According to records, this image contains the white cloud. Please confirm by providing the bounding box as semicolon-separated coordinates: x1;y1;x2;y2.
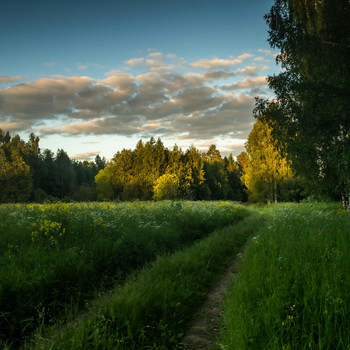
222;77;268;90
147;52;163;58
125;57;145;67
71;150;100;161
258;48;278;58
237;65;268;76
191;53;254;69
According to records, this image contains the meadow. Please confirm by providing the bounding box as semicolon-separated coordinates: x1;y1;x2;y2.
221;203;350;350
0;201;249;348
1;201;349;349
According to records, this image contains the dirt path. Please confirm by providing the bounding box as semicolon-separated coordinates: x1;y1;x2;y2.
180;252;243;349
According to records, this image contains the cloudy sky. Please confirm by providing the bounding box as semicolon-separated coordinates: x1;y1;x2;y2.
0;0;278;160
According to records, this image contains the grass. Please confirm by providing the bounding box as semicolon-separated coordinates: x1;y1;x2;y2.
220;203;350;349
0;201;248;348
27;213;264;349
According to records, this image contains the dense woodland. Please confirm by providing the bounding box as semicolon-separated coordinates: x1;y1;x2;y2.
0;130;105;202
0;125;325;204
255;0;350;209
0;131;247;202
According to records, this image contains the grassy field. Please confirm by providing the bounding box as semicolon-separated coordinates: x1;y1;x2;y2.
1;201;349;349
220;203;350;350
28;213;263;349
0;201;249;348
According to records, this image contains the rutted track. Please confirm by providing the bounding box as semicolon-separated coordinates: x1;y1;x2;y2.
180;252;243;350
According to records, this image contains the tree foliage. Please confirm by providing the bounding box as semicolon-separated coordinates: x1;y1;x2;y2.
0;130;245;203
0;129;105;203
238;119;298;203
95;138;245;201
255;0;350;206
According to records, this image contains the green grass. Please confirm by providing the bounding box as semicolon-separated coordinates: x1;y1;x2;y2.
0;201;248;348
220;203;350;349
27;213;264;349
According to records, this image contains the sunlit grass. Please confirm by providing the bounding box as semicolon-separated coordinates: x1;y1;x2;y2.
221;203;350;349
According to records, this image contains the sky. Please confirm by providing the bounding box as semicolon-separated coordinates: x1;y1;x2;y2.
0;0;279;161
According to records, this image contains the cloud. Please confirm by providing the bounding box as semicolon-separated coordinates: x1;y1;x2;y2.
222;77;267;90
0;121;31;131
0;76;94;120
237;65;268;76
258;48;278;58
71;150;100;161
78;63;106;70
0;74;25;86
44;62;55;67
191;54;253;70
125;57;145;67
0;52;273;153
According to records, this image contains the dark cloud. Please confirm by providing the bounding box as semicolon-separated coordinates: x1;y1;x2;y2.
0;54;270;147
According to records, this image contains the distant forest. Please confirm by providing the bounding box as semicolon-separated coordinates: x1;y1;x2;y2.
0;130;248;202
0;120;346;204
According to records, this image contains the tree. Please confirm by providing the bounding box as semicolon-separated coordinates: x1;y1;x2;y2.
239;119;293;203
184;146;207;199
95;155;106;171
0;147;32;202
0;130;33;202
41;149;58;198
225;154;246;201
204;145;229;200
256;0;350;207
55;149;76;199
153;172;180;200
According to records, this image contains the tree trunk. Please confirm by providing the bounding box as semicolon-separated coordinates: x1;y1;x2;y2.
274;180;278;203
341;191;350;211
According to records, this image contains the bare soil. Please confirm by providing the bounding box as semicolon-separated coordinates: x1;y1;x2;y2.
180;252;243;349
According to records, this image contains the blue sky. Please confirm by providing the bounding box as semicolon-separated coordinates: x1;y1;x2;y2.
0;0;278;160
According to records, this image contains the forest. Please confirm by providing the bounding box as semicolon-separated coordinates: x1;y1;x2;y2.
0;126;305;204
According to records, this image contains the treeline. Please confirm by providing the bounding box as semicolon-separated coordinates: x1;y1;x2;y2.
95;137;245;201
0;129;106;202
0;130;246;203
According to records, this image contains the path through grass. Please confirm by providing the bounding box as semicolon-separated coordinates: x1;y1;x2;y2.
26;213;265;349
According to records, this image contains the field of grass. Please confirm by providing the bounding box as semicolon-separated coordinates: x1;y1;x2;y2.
1;201;349;349
0;201;249;348
28;213;263;349
220;203;350;349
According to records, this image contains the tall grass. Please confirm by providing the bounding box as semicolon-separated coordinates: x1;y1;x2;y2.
221;203;350;349
0;201;248;347
28;213;265;349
